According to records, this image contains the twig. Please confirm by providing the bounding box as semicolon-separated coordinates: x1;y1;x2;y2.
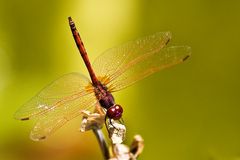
92;128;110;160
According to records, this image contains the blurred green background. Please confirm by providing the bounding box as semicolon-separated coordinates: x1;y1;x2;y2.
0;0;240;159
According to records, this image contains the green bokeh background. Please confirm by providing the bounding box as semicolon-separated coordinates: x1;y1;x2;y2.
1;0;240;159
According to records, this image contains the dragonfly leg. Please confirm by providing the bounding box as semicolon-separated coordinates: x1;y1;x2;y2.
105;116;119;133
118;118;125;125
104;116;113;134
104;115;108;130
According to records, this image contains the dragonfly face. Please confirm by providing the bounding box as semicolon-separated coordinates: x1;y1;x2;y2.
14;17;191;141
106;104;123;120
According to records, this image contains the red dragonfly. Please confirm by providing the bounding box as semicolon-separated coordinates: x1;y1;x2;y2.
14;17;191;141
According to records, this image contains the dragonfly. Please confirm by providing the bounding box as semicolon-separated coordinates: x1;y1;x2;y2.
14;17;191;141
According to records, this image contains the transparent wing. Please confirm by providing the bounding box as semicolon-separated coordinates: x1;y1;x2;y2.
14;72;95;120
92;32;191;92
30;93;97;141
107;46;191;91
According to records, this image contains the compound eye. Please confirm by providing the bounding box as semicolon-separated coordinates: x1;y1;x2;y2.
106;104;123;120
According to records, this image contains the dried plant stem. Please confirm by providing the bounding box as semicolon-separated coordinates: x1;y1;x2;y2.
92;128;110;160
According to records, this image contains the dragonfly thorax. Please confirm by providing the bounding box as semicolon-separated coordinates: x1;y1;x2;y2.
99;92;115;109
94;83;115;109
94;83;123;120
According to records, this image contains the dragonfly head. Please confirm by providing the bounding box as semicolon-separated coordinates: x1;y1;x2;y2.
106;104;123;120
